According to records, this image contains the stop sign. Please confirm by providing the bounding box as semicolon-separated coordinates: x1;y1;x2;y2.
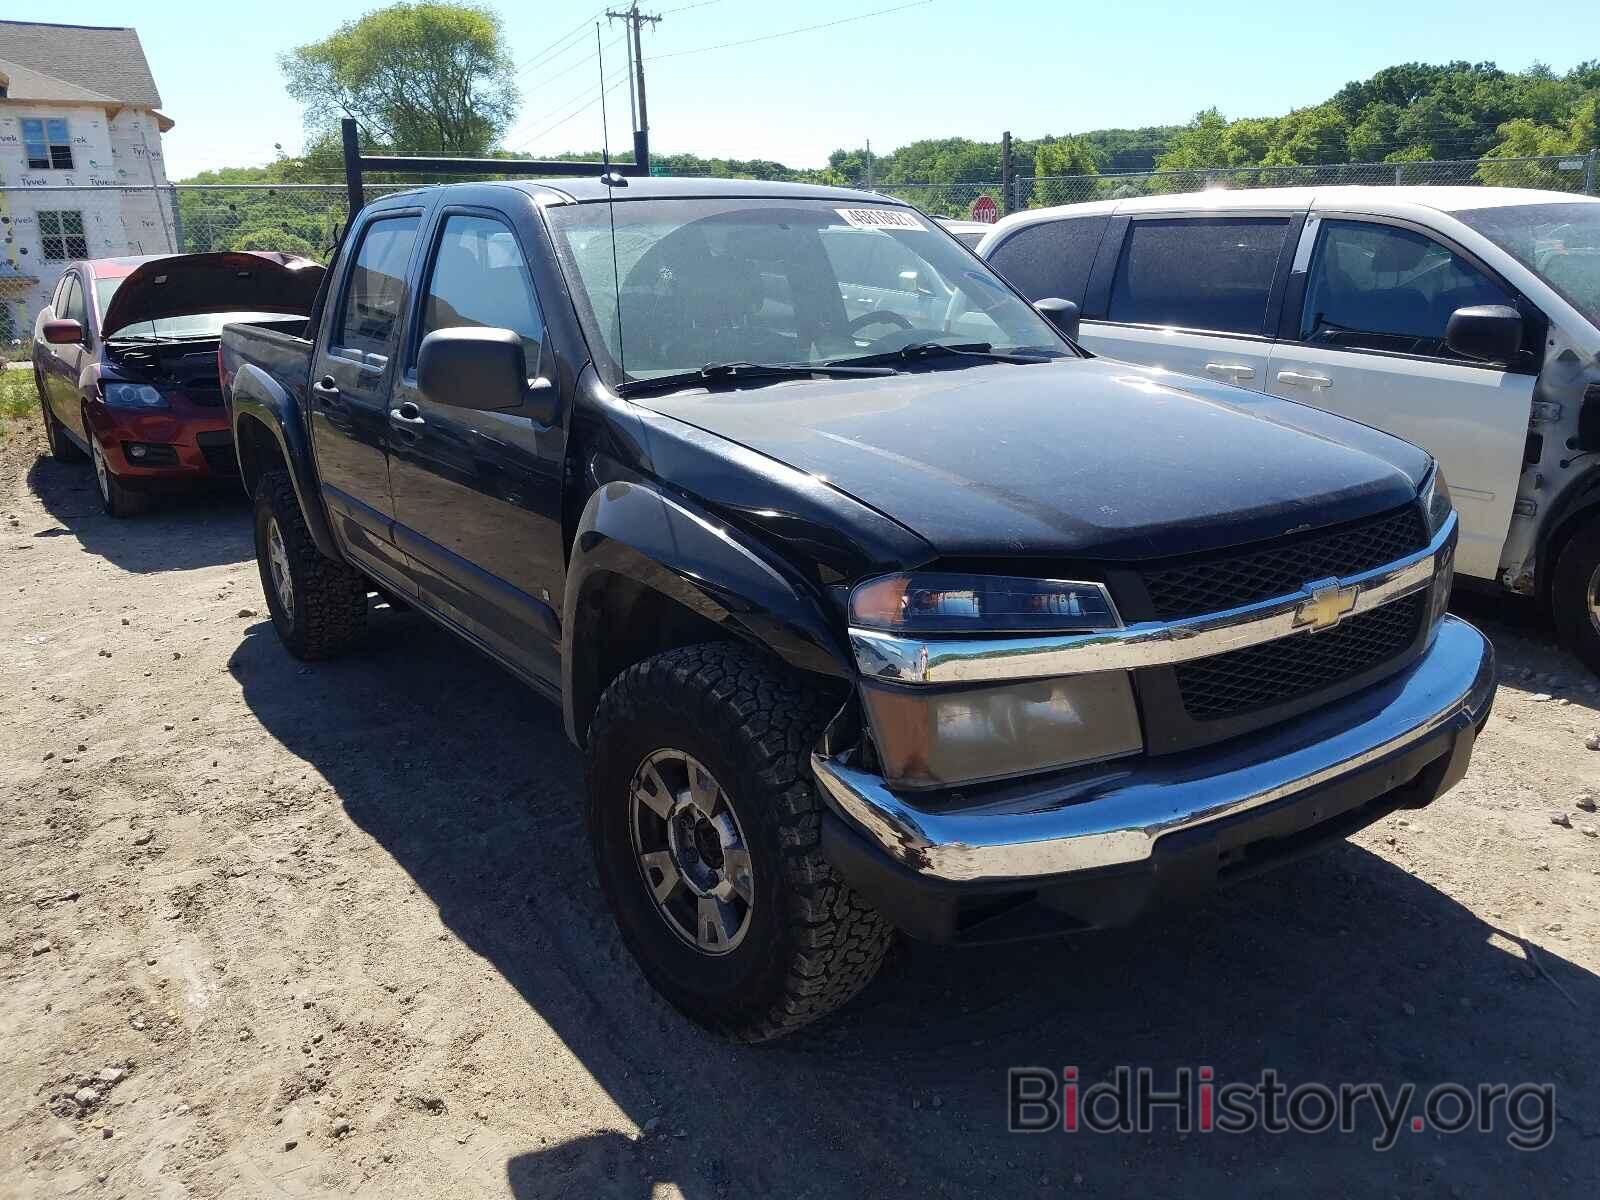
971;195;998;223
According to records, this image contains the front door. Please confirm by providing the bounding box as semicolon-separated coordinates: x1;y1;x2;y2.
1267;216;1537;583
387;209;567;684
51;272;93;438
309;211;421;582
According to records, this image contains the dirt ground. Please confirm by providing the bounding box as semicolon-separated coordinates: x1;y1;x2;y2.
2;414;1598;1199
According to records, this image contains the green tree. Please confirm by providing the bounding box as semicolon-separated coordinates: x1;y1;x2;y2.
281;2;517;154
1263;105;1351;165
1155;108;1229;171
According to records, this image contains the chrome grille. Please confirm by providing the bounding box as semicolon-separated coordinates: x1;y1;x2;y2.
1173;595;1426;720
1143;505;1427;621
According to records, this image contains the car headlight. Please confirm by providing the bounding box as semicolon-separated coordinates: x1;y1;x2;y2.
850;573;1138;789
1420;465;1452;538
102;382;167;410
849;573;1120;633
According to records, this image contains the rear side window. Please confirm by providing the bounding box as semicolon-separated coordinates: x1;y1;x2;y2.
1107;217;1289;335
986;216;1109;307
416;214;545;372
1299;220;1516;357
336;214;421;357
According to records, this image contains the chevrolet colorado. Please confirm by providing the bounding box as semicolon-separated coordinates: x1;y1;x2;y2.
219;177;1494;1041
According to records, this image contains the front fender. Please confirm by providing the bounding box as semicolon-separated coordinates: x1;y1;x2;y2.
561;480;852;744
230;361;340;560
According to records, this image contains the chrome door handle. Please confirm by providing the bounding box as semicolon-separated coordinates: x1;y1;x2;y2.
1204;362;1256;381
389;404;425;427
1276;370;1332;390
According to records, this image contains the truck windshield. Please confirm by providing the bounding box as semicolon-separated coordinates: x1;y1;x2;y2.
1455;201;1600;329
544;197;1068;386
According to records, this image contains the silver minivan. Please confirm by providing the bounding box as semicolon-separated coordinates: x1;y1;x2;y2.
979;186;1600;673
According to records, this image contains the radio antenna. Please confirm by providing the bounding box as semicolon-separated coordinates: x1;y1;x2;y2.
597;24;612;172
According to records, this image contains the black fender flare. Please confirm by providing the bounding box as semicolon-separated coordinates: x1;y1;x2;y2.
229;362;341;560
561;480;852;745
1539;464;1600;594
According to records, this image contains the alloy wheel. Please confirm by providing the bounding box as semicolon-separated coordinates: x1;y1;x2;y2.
629;749;754;956
91;436;110;503
1587;562;1600;639
266;517;295;618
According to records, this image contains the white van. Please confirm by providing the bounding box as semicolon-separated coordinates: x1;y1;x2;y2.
978;187;1600;671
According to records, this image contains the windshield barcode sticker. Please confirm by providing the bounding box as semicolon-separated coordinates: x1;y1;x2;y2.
835;207;925;231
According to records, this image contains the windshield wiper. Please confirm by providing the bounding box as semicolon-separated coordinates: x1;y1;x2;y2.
616;360;895;396
829;341;1057;367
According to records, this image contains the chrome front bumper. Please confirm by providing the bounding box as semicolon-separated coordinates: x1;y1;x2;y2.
813;616;1495;885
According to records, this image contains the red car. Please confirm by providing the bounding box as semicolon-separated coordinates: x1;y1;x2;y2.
32;252;324;516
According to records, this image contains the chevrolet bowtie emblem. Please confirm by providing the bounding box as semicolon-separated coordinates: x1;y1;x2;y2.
1294;578;1359;632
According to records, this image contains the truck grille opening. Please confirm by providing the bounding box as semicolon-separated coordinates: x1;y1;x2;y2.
1173;594;1425;720
1142;505;1427;621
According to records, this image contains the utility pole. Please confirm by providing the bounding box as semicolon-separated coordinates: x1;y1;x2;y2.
1000;130;1013;215
607;3;660;171
866;138;873;191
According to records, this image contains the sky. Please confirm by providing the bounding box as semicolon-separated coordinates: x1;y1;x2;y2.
10;0;1600;179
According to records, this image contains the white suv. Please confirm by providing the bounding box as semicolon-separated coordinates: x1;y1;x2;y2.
978;186;1600;672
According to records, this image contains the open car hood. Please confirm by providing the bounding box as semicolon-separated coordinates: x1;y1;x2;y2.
100;251;325;338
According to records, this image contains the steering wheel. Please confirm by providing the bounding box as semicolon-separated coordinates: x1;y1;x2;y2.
848;310;915;337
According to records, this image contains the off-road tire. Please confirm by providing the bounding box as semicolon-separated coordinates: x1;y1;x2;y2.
586;642;893;1042
1552;519;1600;677
89;428;148;518
37;379;85;463
253;469;367;660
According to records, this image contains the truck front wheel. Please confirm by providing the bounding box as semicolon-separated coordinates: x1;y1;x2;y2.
1552;519;1600;676
253;470;367;660
586;643;892;1041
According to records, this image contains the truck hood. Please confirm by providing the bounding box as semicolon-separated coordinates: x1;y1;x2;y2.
635;359;1432;562
101;251;325;339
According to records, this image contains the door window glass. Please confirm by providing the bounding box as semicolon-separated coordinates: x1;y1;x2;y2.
60;276;87;326
416;215;544;372
1300;220;1515;357
1108;217;1289;335
986;215;1110;307
336;214;420;357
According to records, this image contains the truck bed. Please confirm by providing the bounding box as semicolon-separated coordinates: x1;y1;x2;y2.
220;318;315;418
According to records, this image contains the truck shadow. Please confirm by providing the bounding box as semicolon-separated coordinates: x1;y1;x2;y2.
233;608;1598;1199
25;453;252;573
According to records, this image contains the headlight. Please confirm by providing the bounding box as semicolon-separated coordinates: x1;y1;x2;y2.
859;674;1143;790
850;573;1120;634
1420;465;1452;537
102;382;167;410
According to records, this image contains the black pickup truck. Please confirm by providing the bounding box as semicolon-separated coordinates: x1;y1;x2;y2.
220;177;1495;1041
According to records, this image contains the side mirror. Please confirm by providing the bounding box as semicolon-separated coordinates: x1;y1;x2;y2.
1033;297;1080;343
43;318;84;345
417;326;556;422
1445;304;1522;364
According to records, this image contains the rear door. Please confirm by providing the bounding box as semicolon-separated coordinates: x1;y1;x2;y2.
1080;212;1301;391
387;206;568;685
1266;215;1536;582
309;209;422;582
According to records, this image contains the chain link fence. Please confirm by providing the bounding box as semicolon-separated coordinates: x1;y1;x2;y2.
3;150;1597;350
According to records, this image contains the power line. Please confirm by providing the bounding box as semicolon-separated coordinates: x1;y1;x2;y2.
510;66;634;151
652;0;934;60
516;7;608;72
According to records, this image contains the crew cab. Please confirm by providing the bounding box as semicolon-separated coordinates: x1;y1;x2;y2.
32;252;323;516
978;187;1600;672
220;178;1493;1041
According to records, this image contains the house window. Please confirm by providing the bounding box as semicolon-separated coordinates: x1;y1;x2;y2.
39;211;89;260
22;118;74;170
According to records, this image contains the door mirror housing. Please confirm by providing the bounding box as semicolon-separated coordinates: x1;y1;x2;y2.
1033;297;1080;343
417;326;555;421
1445;304;1522;364
43;318;84;345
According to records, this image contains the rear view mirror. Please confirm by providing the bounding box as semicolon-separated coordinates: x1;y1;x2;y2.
1445;304;1522;364
1034;297;1080;343
418;326;555;421
43;318;84;345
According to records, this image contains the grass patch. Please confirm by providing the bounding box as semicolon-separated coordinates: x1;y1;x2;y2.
1;369;39;447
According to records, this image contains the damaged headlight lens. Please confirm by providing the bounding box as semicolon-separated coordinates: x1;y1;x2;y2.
102;382;168;410
849;573;1120;634
1420;465;1453;538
